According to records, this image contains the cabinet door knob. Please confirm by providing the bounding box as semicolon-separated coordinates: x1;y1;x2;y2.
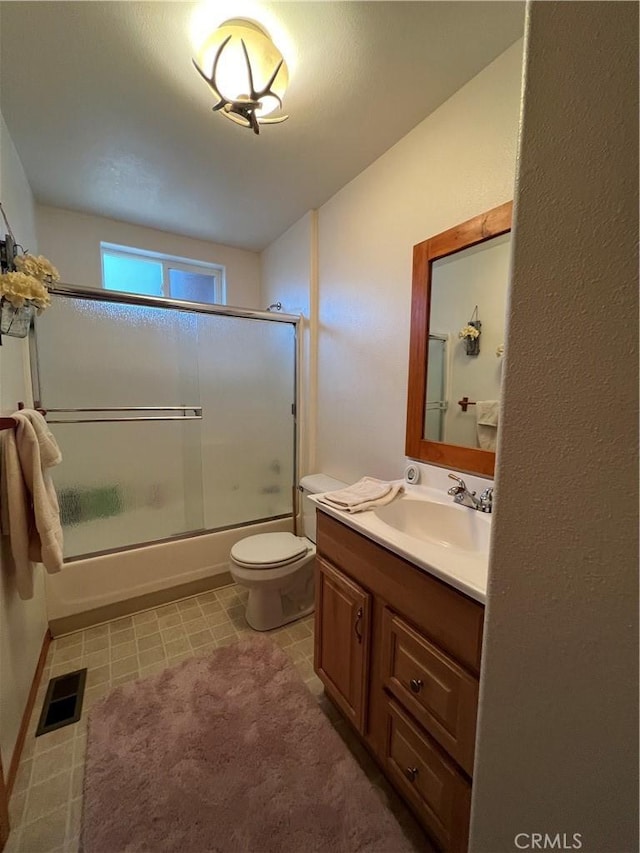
354;606;364;644
409;678;424;694
405;766;419;783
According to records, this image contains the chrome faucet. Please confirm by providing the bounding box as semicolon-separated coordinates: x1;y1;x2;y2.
447;474;493;513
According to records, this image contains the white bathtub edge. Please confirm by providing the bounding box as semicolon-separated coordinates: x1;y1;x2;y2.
46;517;293;621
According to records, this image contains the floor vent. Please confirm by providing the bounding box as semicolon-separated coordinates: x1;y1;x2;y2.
36;668;87;737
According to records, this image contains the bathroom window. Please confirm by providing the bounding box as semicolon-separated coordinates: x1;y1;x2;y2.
101;243;226;305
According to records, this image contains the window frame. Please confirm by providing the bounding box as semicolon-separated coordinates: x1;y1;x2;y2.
100;242;226;305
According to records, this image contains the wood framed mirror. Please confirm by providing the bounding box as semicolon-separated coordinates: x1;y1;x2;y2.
405;201;513;477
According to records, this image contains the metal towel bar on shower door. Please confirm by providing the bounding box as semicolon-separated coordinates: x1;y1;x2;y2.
40;406;203;424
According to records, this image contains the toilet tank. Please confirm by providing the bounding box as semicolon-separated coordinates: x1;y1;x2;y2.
299;474;348;543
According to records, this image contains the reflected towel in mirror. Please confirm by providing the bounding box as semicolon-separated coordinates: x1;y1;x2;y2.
476;400;499;451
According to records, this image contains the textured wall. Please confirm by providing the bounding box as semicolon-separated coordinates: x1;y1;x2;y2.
0;112;49;774
315;40;523;483
261;212;313;319
36;205;261;309
470;4;638;851
260;211;317;480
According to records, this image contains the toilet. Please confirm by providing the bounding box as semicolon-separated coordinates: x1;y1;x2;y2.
229;474;347;631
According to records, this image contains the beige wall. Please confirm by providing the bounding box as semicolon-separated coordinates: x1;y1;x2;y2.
261;212;314;320
36;205;261;309
470;4;638;852
315;40;523;483
260;211;317;479
0;112;49;773
261;40;523;484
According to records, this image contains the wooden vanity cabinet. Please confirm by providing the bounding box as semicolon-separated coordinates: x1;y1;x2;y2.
313;511;485;853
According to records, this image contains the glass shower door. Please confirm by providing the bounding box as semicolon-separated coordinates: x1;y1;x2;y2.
196;314;295;529
424;334;448;442
35;296;205;558
33;290;297;560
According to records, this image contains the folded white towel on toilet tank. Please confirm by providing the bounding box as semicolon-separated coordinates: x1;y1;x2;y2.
317;477;403;513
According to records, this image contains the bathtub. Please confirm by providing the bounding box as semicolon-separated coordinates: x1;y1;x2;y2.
46;516;293;635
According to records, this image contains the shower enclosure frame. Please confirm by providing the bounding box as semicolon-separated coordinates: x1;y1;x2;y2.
29;283;301;562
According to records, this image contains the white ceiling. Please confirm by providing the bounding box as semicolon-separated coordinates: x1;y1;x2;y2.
0;2;524;252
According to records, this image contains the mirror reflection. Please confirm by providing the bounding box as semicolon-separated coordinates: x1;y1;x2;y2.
424;232;511;451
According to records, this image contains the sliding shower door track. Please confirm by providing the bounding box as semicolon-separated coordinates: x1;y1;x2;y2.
47;283;301;324
61;513;294;563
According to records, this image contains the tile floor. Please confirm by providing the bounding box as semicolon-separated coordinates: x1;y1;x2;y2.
5;583;429;853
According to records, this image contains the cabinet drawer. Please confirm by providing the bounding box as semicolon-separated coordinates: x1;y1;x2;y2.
385;699;471;853
382;609;478;775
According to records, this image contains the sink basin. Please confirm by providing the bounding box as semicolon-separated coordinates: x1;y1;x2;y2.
373;497;490;554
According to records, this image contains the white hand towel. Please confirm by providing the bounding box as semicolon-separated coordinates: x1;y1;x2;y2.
0;410;63;599
476;400;499;451
317;477;403;514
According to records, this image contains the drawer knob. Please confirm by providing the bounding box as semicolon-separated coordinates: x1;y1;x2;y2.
409;678;424;694
405;766;419;783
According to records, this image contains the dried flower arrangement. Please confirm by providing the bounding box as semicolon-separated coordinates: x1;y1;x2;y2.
0;203;60;337
458;306;482;357
458;324;481;341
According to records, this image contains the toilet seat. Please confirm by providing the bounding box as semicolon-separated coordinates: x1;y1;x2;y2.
230;532;310;570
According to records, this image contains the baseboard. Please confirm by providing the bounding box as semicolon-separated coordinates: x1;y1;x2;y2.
0;751;9;851
49;571;234;637
7;628;52;797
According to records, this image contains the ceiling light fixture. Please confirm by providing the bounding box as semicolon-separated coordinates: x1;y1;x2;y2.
193;18;289;135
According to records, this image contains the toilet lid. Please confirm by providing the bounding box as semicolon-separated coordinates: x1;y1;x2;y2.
231;533;309;567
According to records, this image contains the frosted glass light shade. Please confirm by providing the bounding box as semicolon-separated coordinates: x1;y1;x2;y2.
196;20;288;118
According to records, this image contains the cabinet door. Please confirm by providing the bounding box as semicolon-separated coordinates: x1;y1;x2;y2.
314;557;371;733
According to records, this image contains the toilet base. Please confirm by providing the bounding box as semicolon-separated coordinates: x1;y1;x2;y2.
246;594;314;632
232;555;316;632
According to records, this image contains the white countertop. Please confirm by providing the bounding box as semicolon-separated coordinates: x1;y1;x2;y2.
310;483;489;604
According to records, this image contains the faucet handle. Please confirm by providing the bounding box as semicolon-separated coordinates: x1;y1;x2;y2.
447;473;474;493
447;473;466;489
479;487;493;512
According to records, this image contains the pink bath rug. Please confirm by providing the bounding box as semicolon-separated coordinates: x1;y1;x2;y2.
81;636;416;852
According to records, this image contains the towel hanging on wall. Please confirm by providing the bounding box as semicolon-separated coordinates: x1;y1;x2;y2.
0;409;63;599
